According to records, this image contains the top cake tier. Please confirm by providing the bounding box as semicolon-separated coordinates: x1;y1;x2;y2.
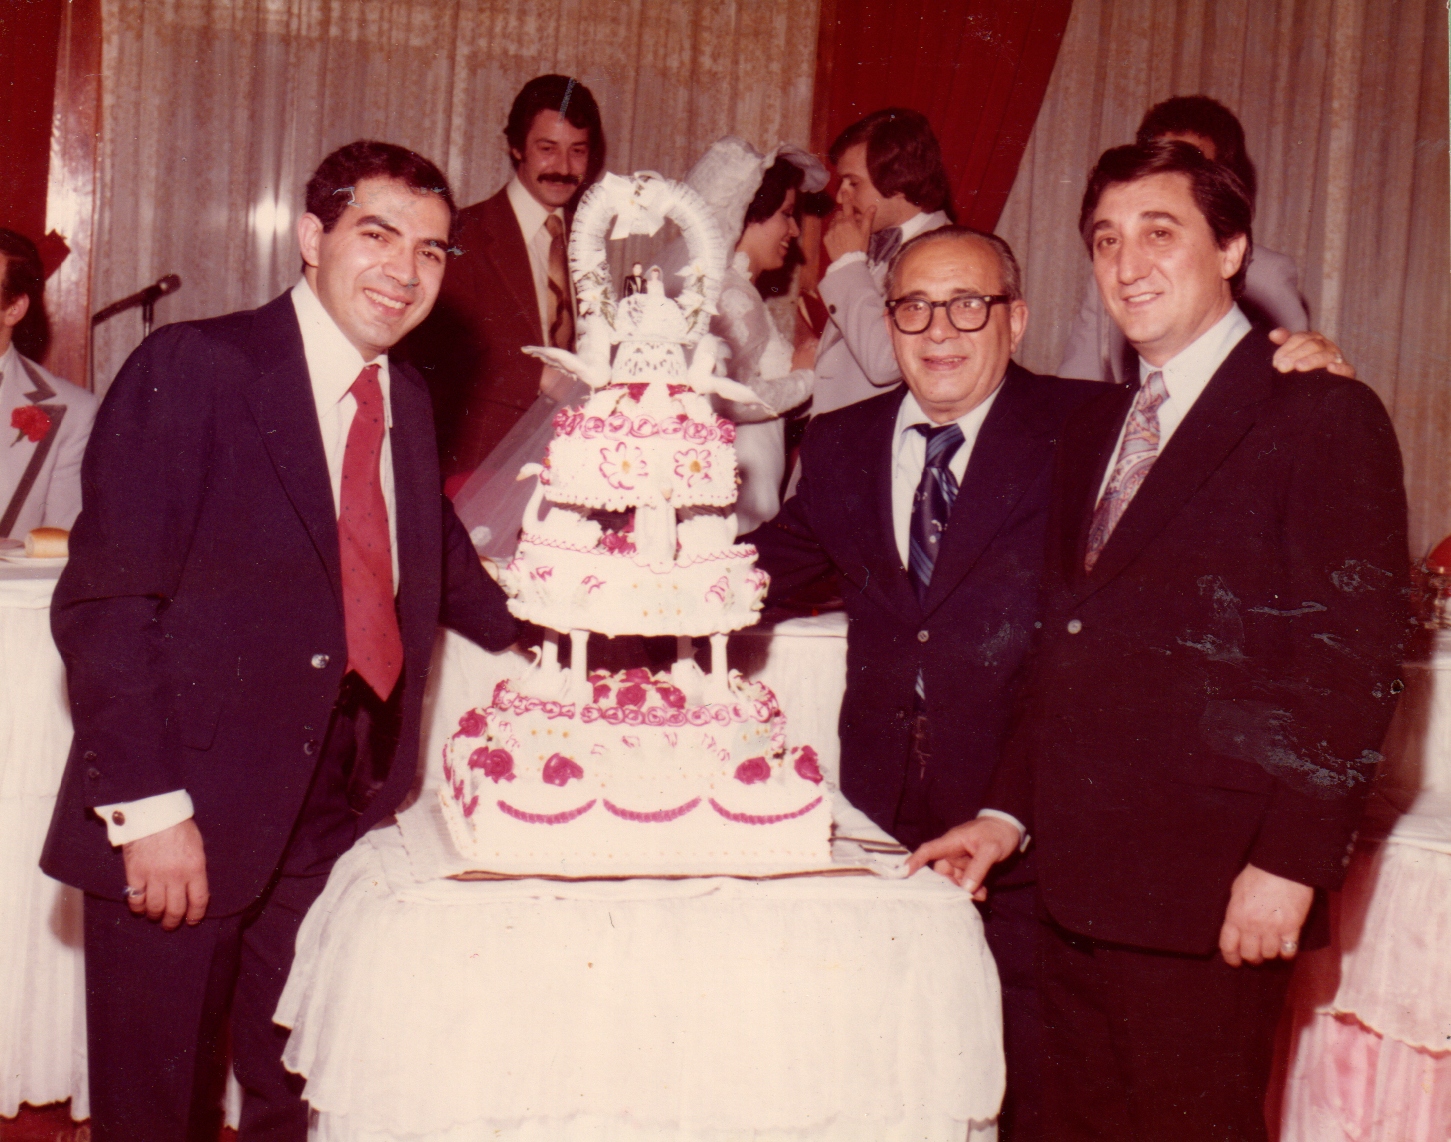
541;381;738;512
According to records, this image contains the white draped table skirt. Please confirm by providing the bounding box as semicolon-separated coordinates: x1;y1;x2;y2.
0;564;87;1119
277;622;1003;1141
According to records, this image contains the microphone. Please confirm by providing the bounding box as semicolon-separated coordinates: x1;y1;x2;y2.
91;274;182;326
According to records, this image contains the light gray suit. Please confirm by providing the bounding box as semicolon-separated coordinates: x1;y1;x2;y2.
0;347;98;537
811;210;951;417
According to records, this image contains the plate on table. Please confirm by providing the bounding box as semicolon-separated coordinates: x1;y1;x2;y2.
0;540;67;566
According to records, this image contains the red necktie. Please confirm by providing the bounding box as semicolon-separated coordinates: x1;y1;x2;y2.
339;364;403;699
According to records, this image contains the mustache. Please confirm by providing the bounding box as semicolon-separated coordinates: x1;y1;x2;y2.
538;173;582;186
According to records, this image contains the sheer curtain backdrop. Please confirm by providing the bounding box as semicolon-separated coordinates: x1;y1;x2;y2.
92;0;820;395
997;0;1450;554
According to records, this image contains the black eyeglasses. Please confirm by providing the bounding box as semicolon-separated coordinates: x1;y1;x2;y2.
885;294;1013;334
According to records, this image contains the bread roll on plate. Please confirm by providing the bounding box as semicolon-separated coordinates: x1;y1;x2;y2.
25;527;69;558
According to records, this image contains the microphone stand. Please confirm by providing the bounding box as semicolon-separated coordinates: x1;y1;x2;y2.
90;275;182;390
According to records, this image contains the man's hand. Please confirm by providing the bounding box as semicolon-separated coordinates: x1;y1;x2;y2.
122;819;209;931
1269;328;1355;378
823;203;876;264
539;364;576;403
1218;863;1313;967
905;816;1021;900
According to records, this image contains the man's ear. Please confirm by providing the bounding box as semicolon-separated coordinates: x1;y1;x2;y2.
1008;299;1029;353
297;213;324;270
1219;233;1249;283
1;292;30;332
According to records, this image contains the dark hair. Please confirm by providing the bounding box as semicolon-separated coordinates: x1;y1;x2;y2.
828;108;955;219
1136;95;1257;204
1079;139;1254;297
504;74;606;191
886;225;1023;301
0;229;50;359
743;158;806;227
305;140;457;237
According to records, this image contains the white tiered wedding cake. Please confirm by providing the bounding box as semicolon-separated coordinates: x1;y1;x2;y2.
438;172;831;876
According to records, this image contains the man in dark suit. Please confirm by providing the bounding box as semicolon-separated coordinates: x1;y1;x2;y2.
408;74;605;489
749;225;1099;1140
42;141;519;1142
910;140;1408;1140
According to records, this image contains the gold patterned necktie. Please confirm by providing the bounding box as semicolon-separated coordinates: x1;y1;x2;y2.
1084;370;1169;572
543;213;574;350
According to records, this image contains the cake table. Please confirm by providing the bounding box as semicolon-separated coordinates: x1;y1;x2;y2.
0;560;88;1120
1275;628;1451;1140
276;619;1005;1141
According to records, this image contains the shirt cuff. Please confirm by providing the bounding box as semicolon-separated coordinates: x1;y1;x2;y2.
977;808;1030;852
94;789;195;846
823;250;867;276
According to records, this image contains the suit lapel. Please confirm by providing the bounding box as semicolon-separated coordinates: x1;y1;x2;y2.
0;356;68;537
1076;332;1271;597
922;365;1053;616
239;295;343;602
832;388;919;624
476;190;544;343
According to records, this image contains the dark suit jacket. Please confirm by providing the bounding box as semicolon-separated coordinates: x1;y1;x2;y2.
41;293;519;916
988;329;1409;955
748;364;1100;840
404;186;544;481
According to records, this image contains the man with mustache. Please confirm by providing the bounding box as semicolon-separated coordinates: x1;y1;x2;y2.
408;74;605;491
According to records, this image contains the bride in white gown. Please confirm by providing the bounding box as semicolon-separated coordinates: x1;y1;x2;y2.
682;137;827;534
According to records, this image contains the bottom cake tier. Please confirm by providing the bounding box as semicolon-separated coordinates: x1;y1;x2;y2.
439;665;832;876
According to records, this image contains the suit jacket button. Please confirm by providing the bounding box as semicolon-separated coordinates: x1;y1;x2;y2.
1066;619;1083;634
84;750;97;762
827;304;837;314
311;653;330;669
111;810;126;826
917;629;929;643
87;767;101;781
304;740;320;756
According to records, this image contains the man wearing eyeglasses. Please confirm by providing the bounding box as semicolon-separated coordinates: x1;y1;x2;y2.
748;221;1356;1140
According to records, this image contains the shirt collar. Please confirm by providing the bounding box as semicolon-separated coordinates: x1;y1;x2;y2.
290;277;390;416
507;174;564;240
0;344;16;387
897;209;948;244
1141;303;1252;394
893;382;1000;451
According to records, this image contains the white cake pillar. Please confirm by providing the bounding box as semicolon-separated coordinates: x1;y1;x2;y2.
706;633;730;702
540;630;560;672
570;629;590;687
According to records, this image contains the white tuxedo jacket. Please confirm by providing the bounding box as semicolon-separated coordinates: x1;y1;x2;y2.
0;346;98;537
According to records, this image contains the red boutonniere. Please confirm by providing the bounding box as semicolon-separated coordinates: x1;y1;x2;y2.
11;405;52;444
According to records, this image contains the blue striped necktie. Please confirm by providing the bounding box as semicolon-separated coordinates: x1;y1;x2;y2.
908;422;965;602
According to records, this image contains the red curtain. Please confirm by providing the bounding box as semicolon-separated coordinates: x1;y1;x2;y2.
811;0;1075;232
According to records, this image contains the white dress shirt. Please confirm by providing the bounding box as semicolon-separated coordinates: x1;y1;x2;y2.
96;278;400;846
889;386;999;569
1094;304;1252;506
506;175;567;340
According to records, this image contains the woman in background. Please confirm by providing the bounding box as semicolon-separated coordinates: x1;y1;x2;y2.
683;138;826;534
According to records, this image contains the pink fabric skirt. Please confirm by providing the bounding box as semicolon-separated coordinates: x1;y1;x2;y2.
1278;1010;1451;1141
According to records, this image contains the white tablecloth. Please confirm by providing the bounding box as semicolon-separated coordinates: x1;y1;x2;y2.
278;617;1004;1141
0;561;87;1119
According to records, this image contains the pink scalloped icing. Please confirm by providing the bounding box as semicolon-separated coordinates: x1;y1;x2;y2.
602;797;701;822
707;796;824;825
497;799;597;825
